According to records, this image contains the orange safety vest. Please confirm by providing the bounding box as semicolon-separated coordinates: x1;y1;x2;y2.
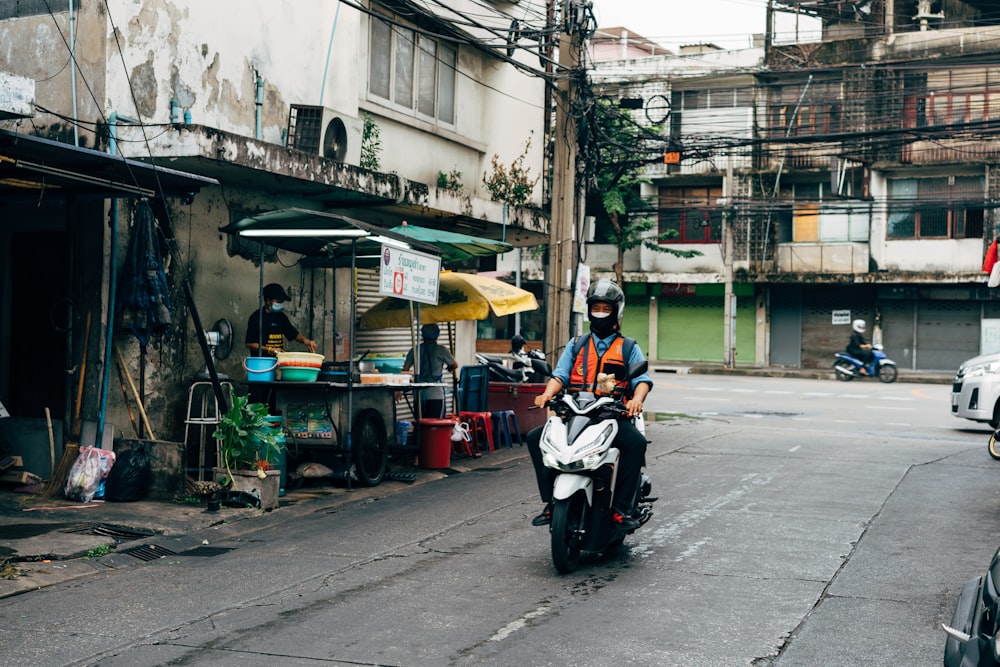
568;335;631;400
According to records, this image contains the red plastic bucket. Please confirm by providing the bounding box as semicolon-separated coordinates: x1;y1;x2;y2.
418;418;454;469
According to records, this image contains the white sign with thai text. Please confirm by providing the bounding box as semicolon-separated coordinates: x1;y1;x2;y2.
379;245;441;305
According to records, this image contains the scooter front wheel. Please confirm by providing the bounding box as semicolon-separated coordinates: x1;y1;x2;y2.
989;431;1000;461
877;364;898;384
551;496;584;574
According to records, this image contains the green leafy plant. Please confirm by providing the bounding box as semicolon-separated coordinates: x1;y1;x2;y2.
437;168;463;192
85;545;115;559
483;135;539;207
360;111;382;171
587;99;701;285
212;387;281;488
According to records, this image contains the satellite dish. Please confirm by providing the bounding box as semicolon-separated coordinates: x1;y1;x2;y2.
323;117;349;162
197;319;234;380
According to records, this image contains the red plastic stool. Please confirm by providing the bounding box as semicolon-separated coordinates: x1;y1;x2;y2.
458;411;494;454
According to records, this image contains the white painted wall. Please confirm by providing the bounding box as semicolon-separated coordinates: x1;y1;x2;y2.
97;0;543;204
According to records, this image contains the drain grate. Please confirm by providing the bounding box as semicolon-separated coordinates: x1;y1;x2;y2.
384;471;417;483
119;544;176;561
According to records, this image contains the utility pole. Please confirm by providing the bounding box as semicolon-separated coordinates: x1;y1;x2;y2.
723;157;736;368
545;0;583;356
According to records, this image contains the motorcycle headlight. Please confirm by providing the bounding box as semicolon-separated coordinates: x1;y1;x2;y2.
573;424;615;461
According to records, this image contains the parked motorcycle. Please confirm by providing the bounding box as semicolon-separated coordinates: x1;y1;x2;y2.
942;543;1000;666
535;361;655;574
511;346;552;383
476;352;524;383
476;337;551;384
833;343;898;383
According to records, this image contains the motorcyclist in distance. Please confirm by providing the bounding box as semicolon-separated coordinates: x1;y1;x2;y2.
847;319;874;374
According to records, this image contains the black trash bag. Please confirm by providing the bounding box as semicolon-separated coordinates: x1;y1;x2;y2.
104;447;152;502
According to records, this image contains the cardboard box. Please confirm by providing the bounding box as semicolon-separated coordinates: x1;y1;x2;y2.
0;470;42;485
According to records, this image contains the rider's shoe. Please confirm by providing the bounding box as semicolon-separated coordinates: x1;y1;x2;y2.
531;502;553;526
611;508;640;530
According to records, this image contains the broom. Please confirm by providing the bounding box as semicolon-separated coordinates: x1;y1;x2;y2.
42;310;91;498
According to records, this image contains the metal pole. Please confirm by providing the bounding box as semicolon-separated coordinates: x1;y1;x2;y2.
723;158;736;368
346;239;356;489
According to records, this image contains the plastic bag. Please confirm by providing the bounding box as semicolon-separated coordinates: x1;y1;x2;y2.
64;446;117;502
103;447;151;502
451;421;471;443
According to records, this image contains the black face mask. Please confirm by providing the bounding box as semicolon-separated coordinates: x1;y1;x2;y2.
588;313;617;337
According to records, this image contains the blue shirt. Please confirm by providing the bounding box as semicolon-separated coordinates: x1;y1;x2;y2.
552;333;653;392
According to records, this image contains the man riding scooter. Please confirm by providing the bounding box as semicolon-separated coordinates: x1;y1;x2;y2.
847;319;874;375
525;279;653;530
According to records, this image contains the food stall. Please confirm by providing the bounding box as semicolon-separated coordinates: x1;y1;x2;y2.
220;209;445;486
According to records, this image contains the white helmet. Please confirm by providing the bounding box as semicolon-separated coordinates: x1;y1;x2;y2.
852;319;866;333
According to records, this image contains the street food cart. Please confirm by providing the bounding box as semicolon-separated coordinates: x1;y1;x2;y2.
220;209;446;487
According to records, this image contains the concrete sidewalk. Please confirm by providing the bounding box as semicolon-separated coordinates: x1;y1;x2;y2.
0;446;530;599
652;362;954;384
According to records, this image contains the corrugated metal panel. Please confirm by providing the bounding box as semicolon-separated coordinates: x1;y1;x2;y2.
354;269;457;421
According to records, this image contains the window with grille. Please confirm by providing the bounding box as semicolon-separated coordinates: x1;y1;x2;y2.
369;12;457;125
887;176;985;239
657;186;723;243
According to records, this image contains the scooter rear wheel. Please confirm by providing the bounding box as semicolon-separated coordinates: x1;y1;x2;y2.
988;431;1000;461
551;496;583;574
833;361;855;382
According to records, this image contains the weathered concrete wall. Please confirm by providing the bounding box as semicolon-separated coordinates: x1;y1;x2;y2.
0;3;106;146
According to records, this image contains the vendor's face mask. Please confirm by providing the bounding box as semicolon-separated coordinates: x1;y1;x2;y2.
270;302;285;313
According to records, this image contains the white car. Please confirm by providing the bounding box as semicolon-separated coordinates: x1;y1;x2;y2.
951;352;1000;427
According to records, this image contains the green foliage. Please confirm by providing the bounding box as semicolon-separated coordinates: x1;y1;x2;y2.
483;135;539;206
437;168;463;192
212;387;282;486
360;112;382;171
85;545;115;559
586;99;702;282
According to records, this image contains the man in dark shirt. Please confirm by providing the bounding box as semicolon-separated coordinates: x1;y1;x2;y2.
847;318;873;372
245;283;317;357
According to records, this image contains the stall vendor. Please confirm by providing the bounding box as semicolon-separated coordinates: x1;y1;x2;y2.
245;283;317;357
403;323;457;419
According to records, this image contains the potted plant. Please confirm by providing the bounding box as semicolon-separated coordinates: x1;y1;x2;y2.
212;387;284;510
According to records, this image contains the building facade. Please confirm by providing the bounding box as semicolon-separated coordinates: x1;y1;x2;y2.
0;0;548;451
588;0;1000;371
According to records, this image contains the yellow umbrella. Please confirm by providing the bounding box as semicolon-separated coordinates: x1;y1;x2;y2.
361;271;538;329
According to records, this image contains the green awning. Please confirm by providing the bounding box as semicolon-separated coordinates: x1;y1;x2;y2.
389;223;513;262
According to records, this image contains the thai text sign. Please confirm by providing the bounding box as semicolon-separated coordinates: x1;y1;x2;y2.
379;245;441;305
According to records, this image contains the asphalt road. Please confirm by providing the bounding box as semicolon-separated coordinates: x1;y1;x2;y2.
0;375;994;666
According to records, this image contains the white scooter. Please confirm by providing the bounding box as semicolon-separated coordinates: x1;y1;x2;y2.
536;361;655;574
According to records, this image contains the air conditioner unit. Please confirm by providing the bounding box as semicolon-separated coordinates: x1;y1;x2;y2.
287;105;363;167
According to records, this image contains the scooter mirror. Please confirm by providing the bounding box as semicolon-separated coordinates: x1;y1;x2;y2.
626;360;648;381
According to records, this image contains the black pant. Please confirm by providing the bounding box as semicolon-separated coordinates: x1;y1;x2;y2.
526;418;647;511
421;398;444;420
